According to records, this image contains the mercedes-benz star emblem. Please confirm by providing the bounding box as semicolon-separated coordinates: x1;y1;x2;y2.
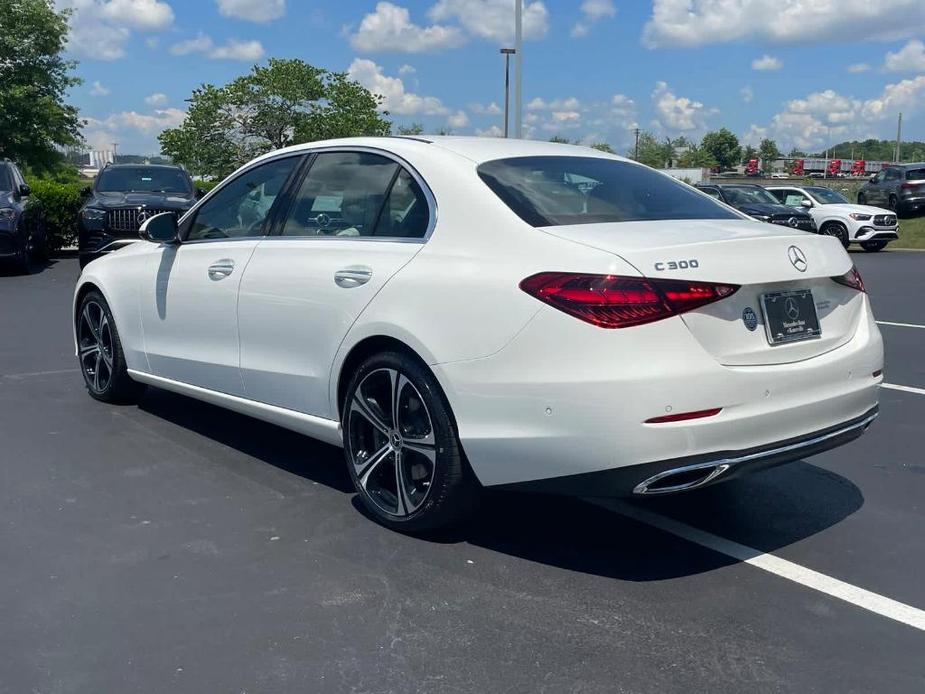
315;213;331;229
137;210;148;225
787;245;808;272
788;217;799;228
785;297;801;320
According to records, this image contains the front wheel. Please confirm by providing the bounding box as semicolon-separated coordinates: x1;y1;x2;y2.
76;291;144;404
820;222;849;248
861;240;888;252
342;351;479;532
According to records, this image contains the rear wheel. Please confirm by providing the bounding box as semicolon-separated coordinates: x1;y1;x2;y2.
861;240;888;252
820;221;849;248
342;351;479;532
888;195;899;214
76;291;144;404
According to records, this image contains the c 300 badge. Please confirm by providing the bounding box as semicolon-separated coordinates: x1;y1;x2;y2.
742;307;758;331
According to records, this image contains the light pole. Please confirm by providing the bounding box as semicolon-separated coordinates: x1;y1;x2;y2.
514;0;523;138
500;48;515;138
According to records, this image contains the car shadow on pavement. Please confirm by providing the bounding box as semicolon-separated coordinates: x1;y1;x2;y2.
140;386;864;583
0;256;58;277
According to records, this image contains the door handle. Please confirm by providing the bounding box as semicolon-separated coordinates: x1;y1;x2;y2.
208;259;235;280
334;267;373;288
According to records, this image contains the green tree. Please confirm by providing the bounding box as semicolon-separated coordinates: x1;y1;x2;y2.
700;128;742;170
397;123;424;136
742;145;758;163
758;138;781;166
630;131;671;168
590;143;615;153
788;147;807;158
160;59;390;178
549;136;572;144
0;0;83;169
678;144;716;168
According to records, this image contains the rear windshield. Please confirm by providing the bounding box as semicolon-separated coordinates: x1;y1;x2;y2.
906;168;925;181
477;156;740;226
96;167;192;194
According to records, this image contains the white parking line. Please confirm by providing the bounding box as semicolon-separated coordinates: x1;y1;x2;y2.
877;321;925;330
882;383;925;396
592;500;925;633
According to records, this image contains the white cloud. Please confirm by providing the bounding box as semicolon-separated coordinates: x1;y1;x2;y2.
169;34;264;60
448;110;470;128
884;40;925;72
752;54;782;71
643;0;925;49
347;58;449;115
752;76;925;151
527;96;581;111
58;0;175;60
847;62;871;73
428;0;548;43
742;124;768;147
610;94;637;122
651;81;716;132
740;86;754;103
209;39;264;61
145;92;168;106
350;2;465;53
83;107;187;149
216;0;285;22
572;0;616;38
476;124;503;137
398;64;417;75
470;102;503;115
89;81;110;96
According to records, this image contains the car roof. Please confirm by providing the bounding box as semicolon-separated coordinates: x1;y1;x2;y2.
700;182;761;189
103;163;187;170
897;162;925;169
260;136;629;166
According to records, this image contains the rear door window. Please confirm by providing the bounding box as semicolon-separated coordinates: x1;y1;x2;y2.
906;168;925;180
478;156;739;227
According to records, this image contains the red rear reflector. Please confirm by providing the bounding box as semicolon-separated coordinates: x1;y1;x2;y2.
831;266;866;293
646;408;723;424
901;182;921;189
519;273;739;329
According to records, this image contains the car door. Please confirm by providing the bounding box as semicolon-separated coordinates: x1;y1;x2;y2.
237;149;432;418
138;154;303;395
867;170;887;205
882;167;901;204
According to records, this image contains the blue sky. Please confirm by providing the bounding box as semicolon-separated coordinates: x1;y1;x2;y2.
63;0;925;156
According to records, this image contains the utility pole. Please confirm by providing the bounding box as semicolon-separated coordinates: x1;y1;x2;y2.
500;48;515;138
896;112;903;163
634;127;640;160
513;0;523;139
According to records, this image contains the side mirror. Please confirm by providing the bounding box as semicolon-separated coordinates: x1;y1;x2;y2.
80;185;93;197
800;199;812;208
869;174;877;182
196;187;207;200
18;184;31;197
139;212;180;244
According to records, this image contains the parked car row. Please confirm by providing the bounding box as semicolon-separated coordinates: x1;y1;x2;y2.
695;181;898;252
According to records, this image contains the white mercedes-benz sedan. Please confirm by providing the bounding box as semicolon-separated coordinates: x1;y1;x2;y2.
73;137;883;531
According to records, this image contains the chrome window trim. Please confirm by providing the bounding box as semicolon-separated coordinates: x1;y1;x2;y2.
178;145;437;246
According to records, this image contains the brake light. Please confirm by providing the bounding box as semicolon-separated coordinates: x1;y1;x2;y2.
831;266;866;293
900;182;921;189
519;273;739;329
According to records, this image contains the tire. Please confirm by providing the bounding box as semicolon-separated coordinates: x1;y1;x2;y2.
889;195;899;214
342;351;479;532
76;291;144;404
820;221;849;248
861;240;888;252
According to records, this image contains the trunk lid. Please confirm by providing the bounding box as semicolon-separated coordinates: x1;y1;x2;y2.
539;219;863;366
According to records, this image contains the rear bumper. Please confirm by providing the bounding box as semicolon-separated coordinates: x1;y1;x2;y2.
434;296;883;489
502;407;878;497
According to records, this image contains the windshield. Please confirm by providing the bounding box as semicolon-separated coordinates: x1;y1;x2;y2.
805;187;849;204
95;167;192;194
477;156;739;226
721;186;779;205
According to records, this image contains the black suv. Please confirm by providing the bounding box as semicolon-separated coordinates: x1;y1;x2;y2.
858;163;925;217
695;183;817;231
78;164;201;268
0;159;46;273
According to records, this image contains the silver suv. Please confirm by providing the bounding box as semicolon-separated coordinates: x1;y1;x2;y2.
858;163;925;217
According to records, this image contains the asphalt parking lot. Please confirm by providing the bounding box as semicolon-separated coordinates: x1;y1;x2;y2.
1;252;923;693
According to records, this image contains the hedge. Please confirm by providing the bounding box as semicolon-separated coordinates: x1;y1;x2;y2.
26;178;85;251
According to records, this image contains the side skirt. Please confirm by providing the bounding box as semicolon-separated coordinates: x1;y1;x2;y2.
127;370;344;447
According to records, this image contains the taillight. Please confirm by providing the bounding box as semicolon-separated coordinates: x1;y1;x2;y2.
900;182;921;189
831;266;865;293
519;273;739;329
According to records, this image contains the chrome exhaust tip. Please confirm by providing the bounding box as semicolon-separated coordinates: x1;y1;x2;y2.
633;463;730;496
